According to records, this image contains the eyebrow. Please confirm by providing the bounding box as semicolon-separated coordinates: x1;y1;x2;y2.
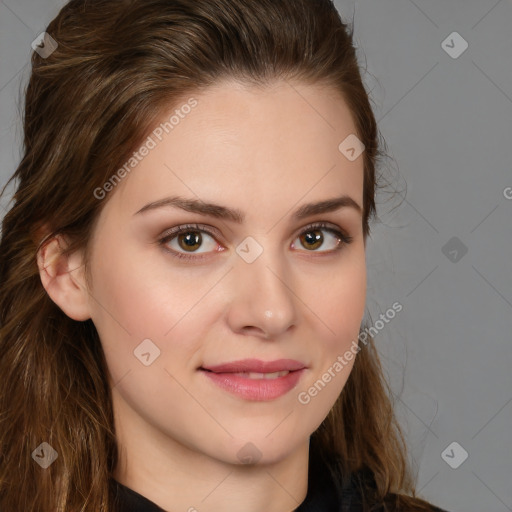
133;194;362;222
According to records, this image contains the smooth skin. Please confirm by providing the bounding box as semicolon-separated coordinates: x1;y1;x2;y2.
38;79;367;512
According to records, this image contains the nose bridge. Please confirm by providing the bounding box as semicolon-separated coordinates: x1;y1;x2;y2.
227;237;297;338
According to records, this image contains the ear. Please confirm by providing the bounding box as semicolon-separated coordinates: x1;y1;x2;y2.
36;234;92;321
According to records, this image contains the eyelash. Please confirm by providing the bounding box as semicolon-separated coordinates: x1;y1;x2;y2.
158;222;353;262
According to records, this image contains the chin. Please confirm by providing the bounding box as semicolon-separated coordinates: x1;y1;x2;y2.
220;435;305;467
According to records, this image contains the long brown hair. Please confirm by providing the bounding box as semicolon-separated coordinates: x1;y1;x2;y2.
0;1;438;510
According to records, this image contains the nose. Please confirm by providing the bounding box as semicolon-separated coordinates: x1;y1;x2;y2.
225;244;298;340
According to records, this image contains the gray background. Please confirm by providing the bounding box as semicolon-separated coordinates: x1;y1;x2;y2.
1;1;511;511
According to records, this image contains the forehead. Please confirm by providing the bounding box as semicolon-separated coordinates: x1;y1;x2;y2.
104;79;365;222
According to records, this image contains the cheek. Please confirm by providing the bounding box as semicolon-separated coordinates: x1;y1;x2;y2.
306;249;366;346
87;236;221;379
295;261;365;426
297;248;365;409
89;231;194;333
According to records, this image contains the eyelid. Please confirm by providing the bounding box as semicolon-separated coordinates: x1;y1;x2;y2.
158;223;222;243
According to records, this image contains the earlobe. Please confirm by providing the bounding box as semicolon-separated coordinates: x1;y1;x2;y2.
36;235;92;321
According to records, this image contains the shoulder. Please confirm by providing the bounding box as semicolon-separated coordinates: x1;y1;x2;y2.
372;491;452;512
312;453;452;512
338;467;451;512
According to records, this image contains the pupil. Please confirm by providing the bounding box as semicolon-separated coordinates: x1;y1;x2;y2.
181;232;201;251
304;230;322;249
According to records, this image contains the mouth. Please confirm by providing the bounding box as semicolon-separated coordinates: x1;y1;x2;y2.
201;369;292;380
200;358;306;374
199;359;307;401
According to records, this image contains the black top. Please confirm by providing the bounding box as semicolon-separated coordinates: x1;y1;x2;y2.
111;450;450;512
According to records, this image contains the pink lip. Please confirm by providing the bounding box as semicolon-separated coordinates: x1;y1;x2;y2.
201;358;306;373
200;359;307;401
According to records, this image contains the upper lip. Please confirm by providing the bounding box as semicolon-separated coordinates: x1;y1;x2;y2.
201;358;306;373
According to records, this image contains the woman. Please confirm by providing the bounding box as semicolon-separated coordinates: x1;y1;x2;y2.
0;0;450;511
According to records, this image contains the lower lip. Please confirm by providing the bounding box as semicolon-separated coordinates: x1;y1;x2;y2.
201;369;306;401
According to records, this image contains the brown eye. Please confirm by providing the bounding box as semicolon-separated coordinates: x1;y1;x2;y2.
299;229;324;250
293;223;352;253
159;224;220;261
177;231;203;252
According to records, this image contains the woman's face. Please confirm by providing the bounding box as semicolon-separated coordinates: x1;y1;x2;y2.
85;79;366;467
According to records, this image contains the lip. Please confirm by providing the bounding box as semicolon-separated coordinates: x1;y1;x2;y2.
201;358;306;373
200;359;307;401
